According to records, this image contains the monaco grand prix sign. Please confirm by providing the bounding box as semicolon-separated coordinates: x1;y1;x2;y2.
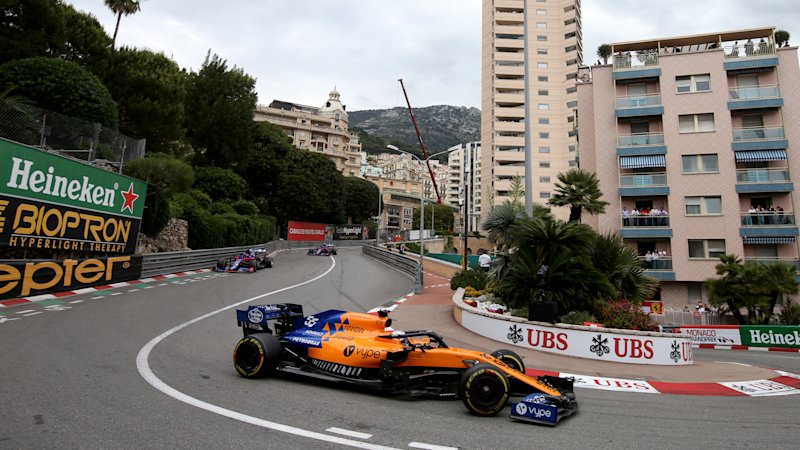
0;139;146;254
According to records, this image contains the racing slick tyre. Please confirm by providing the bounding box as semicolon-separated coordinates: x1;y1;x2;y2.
459;363;510;416
233;333;282;378
265;258;273;268
216;259;226;271
491;349;525;373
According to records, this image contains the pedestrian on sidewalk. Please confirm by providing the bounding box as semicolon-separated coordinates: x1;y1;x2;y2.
479;250;491;272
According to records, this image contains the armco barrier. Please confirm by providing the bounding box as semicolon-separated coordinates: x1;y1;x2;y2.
361;244;421;293
452;288;695;366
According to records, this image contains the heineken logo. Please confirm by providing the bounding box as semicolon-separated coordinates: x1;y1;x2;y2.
6;157;139;214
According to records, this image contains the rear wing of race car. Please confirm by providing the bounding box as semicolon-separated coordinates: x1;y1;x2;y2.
236;303;304;335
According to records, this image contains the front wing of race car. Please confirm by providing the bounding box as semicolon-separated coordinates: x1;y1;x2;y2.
509;376;578;425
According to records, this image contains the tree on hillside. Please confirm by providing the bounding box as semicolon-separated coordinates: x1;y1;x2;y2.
238;122;293;213
193;166;246;201
0;57;118;128
123;153;194;235
61;3;113;72
0;0;65;65
104;0;144;48
344;177;380;224
411;203;455;232
185;52;257;167
548;168;608;222
100;47;188;154
273;148;346;226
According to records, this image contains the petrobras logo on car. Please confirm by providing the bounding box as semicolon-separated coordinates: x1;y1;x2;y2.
248;308;264;323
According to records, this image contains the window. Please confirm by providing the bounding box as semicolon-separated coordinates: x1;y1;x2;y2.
539;132;550;139
537;48;548;55
682;154;719;173
538;75;549;82
539;117;550;124
539;192;551;198
403;207;412;216
688;239;726;259
566;100;577;108
538;89;549;96
539;146;550;153
565;45;577;52
566;86;577;94
539;176;550;183
685;196;722;215
536;22;547;29
536;8;546;15
537;62;548;68
539;161;550;168
537;35;547;41
676;74;711;93
568;160;577;167
687;283;703;303
538;103;549;110
679;113;715;133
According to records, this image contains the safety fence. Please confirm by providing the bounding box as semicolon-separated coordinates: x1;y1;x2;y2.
361;243;421;294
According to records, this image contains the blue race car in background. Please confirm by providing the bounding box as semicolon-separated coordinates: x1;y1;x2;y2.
215;249;273;272
307;243;337;256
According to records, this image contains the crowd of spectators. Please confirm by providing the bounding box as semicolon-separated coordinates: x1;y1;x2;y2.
622;206;669;227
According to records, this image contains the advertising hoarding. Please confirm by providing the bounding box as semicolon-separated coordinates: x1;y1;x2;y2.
287;221;326;241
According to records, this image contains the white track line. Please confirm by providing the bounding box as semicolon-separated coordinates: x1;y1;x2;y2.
408;443;458;450
326;427;373;439
136;258;401;450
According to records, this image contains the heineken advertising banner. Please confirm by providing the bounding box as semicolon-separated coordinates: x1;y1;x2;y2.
0;255;143;299
0;139;147;255
740;325;800;349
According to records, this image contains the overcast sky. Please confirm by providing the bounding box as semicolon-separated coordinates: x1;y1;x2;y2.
68;0;799;111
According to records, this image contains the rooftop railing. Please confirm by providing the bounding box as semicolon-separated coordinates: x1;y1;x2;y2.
613;51;659;69
724;42;776;59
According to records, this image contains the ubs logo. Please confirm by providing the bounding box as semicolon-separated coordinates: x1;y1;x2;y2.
344;345;356;357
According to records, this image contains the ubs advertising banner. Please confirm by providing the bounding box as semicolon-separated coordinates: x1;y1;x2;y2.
287;221;326;241
0;139;146;255
0;255;143;299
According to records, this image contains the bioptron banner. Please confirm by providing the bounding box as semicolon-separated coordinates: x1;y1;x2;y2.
0;139;147;255
287;221;367;241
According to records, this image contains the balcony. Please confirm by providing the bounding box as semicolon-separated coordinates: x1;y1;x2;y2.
620;172;667;188
639;256;676;281
620;216;672;239
735;168;793;193
617;132;667;156
615;94;663;118
723;42;779;71
743;257;800;270
728;85;783;110
740;211;796;227
612;51;661;81
731;126;788;151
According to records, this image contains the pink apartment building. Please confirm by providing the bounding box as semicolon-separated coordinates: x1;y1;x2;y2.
577;27;799;309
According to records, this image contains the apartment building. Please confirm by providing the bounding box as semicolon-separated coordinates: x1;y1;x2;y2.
480;0;581;222
253;89;363;177
447;142;483;233
577;27;799;308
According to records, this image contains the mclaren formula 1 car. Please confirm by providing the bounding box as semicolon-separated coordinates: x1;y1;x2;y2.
307;243;337;256
233;304;578;425
214;249;273;273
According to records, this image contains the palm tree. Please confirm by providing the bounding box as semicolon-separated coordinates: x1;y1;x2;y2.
597;44;612;64
548;168;609;222
588;233;658;304
705;255;767;324
104;0;144;48
758;262;798;324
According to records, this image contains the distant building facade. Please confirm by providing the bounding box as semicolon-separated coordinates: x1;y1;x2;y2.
447;142;482;233
577;27;799;308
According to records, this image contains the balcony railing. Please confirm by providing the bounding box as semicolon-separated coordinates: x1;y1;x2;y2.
613;51;659;69
740;211;796;226
617;132;665;147
620;172;667;187
731;126;785;142
615;94;662;109
621;215;670;227
724;42;776;59
736;168;790;184
743;258;800;269
638;256;673;271
728;85;780;101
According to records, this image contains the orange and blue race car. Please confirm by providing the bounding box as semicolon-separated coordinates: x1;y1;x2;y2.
233;304;578;425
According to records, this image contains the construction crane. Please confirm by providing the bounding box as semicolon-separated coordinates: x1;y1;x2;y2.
398;79;442;204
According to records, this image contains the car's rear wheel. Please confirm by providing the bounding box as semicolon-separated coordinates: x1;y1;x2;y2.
491;349;525;373
233;333;282;378
265;258;273;268
459;363;510;416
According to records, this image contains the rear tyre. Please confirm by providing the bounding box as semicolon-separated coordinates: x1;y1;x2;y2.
459;363;510;416
491;349;525;373
233;333;282;378
265;258;273;268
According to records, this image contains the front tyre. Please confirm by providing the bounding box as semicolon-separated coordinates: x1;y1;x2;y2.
233;333;282;378
459;363;510;416
491;349;525;373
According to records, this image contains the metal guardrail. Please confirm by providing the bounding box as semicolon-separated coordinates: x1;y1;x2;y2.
139;240;368;278
361;243;422;294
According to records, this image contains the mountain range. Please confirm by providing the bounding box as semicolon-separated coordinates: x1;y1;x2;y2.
349;105;480;159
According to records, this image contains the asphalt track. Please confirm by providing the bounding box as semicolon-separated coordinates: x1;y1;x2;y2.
0;248;798;449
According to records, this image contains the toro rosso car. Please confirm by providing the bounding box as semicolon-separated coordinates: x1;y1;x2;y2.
308;243;337;256
215;249;273;273
233;304;578;425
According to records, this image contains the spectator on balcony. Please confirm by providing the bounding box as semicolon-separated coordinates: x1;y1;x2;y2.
652;249;661;269
629;207;639;226
645;251;653;268
745;39;754;55
777;206;786;224
758;38;768;54
622;206;630;226
731;41;739;57
747;205;757;225
768;205;777;224
757;205;767;225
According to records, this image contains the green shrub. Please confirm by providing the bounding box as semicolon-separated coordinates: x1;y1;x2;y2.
139;193;171;236
779;300;800;325
560;310;598;325
209;201;236;215
450;268;487;291
188;189;212;209
184;208;227;249
594;300;657;331
404;242;429;256
511;306;528;319
233;199;260;216
194;166;246;201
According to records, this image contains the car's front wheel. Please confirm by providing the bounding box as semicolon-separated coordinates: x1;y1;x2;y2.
233;333;282;378
491;349;525;373
459;363;510;416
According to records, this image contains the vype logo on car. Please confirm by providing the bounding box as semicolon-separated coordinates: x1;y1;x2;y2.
344;345;356;357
